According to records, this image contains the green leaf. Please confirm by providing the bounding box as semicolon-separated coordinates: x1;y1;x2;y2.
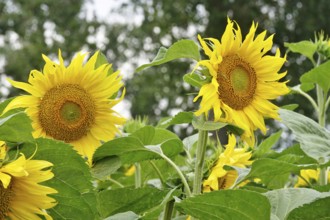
246;158;300;189
183;72;209;88
131;125;156;145
280;104;299;111
105;211;140;220
273;144;317;166
20;138;98;220
157;111;194;128
287;197;330;220
95;51;114;75
300;60;330;93
92;156;121;180
279;109;330;164
192;116;227;131
97;187;169;218
176;189;271;220
253;130;282;158
285;41;317;62
136;39;200;72
0;111;34;143
0;97;14;115
93;136;183;164
264;188;330;220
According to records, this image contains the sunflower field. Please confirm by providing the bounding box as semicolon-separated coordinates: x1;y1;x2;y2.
1;13;330;220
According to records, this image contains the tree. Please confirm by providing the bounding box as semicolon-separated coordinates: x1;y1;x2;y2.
103;0;330;124
0;0;101;96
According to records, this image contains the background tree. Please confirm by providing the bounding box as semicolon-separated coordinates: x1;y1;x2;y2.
0;0;101;96
103;0;330;125
1;0;330;128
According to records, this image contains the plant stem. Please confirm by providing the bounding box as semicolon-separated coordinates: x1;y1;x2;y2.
108;177;124;188
319;166;328;186
192;116;208;195
134;163;142;188
316;85;326;127
161;153;192;197
162;200;175;220
150;160;166;185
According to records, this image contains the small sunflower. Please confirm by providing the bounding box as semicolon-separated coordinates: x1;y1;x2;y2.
296;169;330;187
4;51;126;164
0;142;57;219
194;18;289;145
203;134;252;192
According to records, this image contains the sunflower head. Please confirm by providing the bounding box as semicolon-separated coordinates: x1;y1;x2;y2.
0;144;57;219
194;18;290;145
203;134;252;192
4;51;126;164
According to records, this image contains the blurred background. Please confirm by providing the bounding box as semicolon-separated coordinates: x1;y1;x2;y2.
0;0;329;137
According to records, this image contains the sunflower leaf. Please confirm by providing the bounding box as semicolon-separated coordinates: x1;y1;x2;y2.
104;211;140;220
20;138;98;220
287;196;330;220
183;72;210;88
97;187;169;218
253;130;282;158
91;156;122;180
192;116;227;131
136;39;200;72
284;41;317;63
246;158;301;189
0;111;34;143
95;51;114;75
300;60;330;93
157;111;194;128
279;109;330;164
93;136;183;164
264;188;330;220
176;189;271;220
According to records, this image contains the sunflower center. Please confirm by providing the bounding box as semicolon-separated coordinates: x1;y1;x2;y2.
39;84;96;142
217;55;257;110
0;181;13;219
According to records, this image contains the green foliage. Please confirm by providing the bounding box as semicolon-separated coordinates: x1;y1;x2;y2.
176;190;271;220
300;60;330;93
285;41;317;63
21;138;98;220
136;39;200;72
0;111;34;143
279;109;330;164
264;188;330;220
98;187;169;218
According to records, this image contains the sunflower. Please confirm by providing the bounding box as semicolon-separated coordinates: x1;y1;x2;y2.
194;18;289;145
0;142;57;219
203;134;252;192
295;169;330;187
4;51;126;164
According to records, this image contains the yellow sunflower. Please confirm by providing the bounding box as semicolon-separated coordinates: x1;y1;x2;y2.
203;134;252;192
4;51;126;164
295;168;330;187
194;18;289;145
0;142;57;219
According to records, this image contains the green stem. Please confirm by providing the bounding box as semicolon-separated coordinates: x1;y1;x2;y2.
192;116;208;196
161;153;192;197
134;163;142;188
150;160;166;185
325;95;330;113
316;85;326;127
297;88;319;113
162;200;175;220
319;166;328;186
108;177;124;188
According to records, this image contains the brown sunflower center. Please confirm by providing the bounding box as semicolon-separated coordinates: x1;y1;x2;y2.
39;84;96;142
217;55;257;110
0;181;14;219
